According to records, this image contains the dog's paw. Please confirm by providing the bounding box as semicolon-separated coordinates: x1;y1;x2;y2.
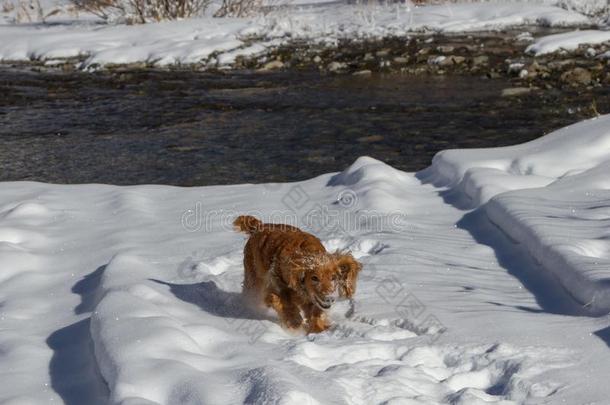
283;315;305;331
306;314;331;334
307;322;330;334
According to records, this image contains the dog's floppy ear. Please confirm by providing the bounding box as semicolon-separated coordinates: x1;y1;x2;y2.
335;252;362;299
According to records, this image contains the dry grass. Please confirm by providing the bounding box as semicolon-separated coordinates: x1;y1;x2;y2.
70;0;212;23
2;0;15;12
3;0;62;23
214;0;262;17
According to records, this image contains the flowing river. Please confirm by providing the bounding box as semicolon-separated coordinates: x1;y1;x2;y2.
0;66;607;185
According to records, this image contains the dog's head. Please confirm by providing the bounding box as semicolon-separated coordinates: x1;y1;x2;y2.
288;252;362;310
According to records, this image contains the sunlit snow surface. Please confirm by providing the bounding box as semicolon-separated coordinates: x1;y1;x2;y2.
1;116;610;404
425;115;610;314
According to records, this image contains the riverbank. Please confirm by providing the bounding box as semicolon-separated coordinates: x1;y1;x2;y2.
3;27;609;93
0;1;599;72
235;29;610;90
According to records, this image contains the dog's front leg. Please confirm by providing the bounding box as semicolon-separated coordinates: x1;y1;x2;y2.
265;291;303;330
305;304;330;333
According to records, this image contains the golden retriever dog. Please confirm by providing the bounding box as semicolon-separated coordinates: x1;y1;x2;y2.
234;215;361;333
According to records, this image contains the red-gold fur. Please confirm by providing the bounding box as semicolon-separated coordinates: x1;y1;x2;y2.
234;215;361;333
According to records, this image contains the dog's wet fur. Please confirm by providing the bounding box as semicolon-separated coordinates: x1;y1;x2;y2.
234;215;361;333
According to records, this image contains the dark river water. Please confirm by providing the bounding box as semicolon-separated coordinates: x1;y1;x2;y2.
0;67;607;186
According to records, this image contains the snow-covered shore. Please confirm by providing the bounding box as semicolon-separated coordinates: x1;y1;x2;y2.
527;29;610;55
1;115;610;404
0;2;595;68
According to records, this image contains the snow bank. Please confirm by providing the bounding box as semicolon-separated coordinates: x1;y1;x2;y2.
0;18;253;67
258;2;589;39
0;2;591;67
526;29;610;55
426;115;610;313
426;116;610;205
486;163;610;314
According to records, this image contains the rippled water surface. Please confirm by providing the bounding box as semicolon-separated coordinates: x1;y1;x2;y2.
0;67;607;186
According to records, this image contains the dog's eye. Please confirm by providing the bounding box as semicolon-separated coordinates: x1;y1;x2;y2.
311;276;319;282
339;264;350;273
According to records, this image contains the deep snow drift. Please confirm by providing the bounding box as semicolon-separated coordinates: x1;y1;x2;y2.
423;115;610;314
1;115;610;404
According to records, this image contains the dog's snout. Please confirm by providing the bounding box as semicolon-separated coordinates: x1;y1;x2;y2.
322;292;338;304
315;293;336;309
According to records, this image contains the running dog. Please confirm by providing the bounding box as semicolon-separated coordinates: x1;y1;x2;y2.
234;215;361;333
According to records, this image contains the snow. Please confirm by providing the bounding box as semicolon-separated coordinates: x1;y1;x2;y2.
424;115;610;314
485;163;610;314
1;115;610;404
254;2;590;37
0;17;250;67
552;0;608;17
425;116;610;205
0;1;592;68
526;29;610;55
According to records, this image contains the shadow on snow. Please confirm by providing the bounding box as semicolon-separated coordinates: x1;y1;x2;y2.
46;265;109;405
455;208;589;317
149;278;271;322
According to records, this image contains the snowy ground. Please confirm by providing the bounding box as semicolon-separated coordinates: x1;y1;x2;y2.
0;1;599;68
1;115;609;404
526;29;610;55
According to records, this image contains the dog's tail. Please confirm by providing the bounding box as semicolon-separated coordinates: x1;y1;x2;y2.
233;215;263;235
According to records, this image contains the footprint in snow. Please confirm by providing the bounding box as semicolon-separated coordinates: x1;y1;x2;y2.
287;339;567;405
